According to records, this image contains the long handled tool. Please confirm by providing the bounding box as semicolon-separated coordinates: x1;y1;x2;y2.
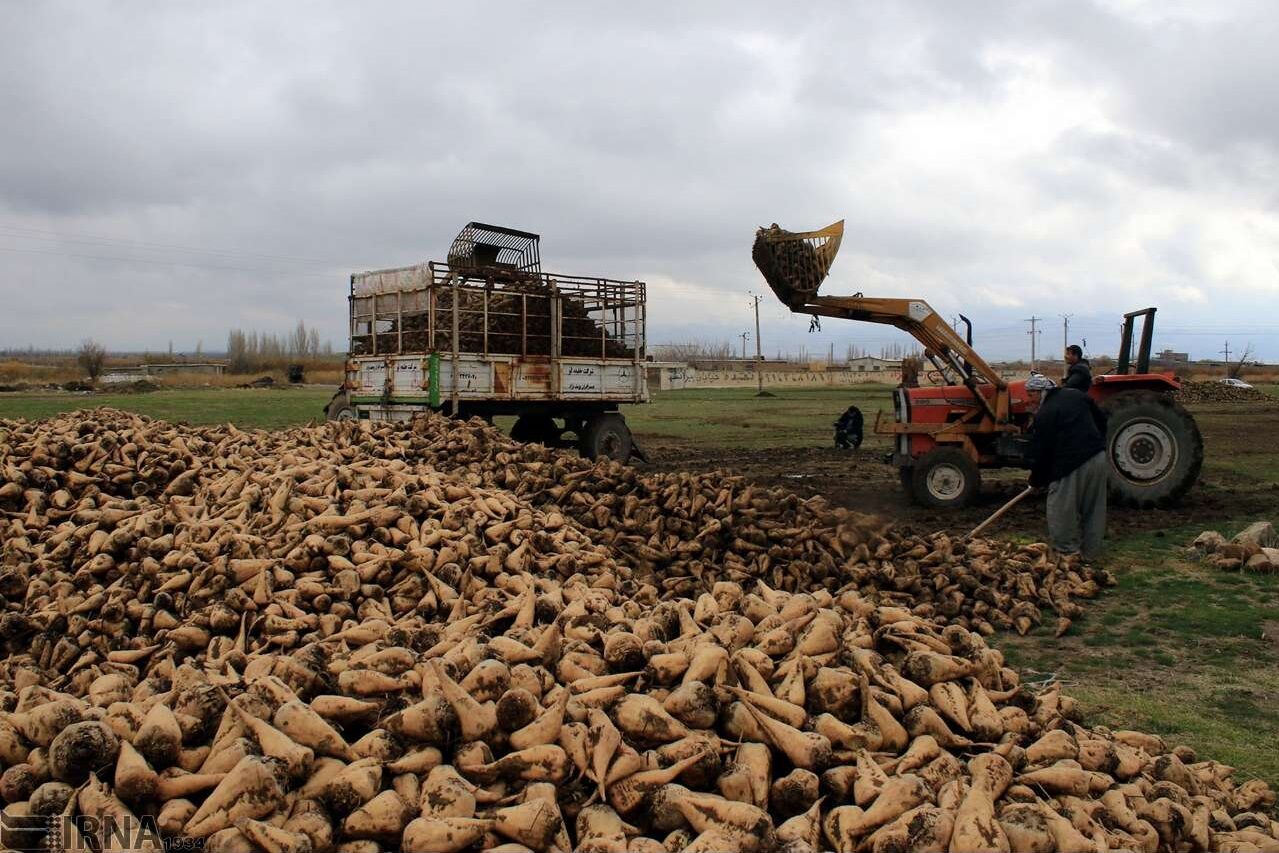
962;485;1035;540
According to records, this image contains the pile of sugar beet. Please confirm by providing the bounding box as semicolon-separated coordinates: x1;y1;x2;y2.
1173;381;1271;405
0;410;1274;853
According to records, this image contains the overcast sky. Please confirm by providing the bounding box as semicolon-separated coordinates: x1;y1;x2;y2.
3;0;1278;362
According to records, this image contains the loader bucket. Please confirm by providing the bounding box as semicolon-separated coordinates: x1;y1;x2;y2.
751;220;844;309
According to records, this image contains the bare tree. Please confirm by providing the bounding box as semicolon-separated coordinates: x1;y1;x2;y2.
227;324;339;373
291;320;310;359
77;339;107;383
1229;343;1255;379
227;329;247;372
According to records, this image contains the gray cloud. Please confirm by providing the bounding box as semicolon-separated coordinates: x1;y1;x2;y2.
1;0;1277;360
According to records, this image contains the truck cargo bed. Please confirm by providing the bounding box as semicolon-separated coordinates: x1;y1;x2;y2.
343;260;647;415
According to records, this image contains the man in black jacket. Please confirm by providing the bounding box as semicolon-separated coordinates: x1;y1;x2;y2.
1062;345;1092;392
1025;374;1109;561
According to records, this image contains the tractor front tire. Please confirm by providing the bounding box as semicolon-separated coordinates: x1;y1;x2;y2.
579;413;633;461
1103;390;1203;508
909;447;981;508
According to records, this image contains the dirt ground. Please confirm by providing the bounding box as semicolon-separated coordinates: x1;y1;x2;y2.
636;399;1279;542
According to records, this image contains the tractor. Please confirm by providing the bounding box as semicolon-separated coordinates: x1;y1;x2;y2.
752;221;1203;508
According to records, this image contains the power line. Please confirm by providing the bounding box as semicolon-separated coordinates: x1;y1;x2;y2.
749;293;764;395
1024;316;1042;371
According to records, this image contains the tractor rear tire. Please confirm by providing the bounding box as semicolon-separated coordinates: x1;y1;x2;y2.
910;447;981;508
1103;390;1203;508
511;415;561;446
579;413;633;461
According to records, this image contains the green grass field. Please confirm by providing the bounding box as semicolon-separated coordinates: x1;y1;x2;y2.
0;385;901;447
2;383;1278;785
0;388;335;429
999;523;1279;785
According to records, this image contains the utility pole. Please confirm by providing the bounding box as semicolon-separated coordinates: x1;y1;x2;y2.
1024;316;1042;371
739;332;750;361
749;293;764;394
1221;341;1231;373
1061;314;1071;351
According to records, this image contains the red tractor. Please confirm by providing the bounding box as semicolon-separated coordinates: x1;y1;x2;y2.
753;221;1203;509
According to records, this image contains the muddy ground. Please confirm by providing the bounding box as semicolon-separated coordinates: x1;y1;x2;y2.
636;400;1279;542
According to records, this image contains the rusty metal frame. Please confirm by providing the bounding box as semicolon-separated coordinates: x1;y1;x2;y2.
348;262;644;360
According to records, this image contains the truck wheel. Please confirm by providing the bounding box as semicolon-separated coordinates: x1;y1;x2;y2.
910;447;980;508
326;392;357;421
1103;390;1203;508
511;415;560;446
580;413;633;461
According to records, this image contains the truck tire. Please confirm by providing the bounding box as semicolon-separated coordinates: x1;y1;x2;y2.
326;392;357;421
511;415;560;446
1103;390;1203;508
579;413;633;461
910;447;981;508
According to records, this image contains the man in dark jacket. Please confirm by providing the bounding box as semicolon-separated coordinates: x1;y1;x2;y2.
1025;373;1109;561
1062;345;1092;392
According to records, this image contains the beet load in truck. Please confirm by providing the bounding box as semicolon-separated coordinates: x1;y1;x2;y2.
325;223;647;460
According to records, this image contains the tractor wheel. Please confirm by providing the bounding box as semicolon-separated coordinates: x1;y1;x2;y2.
325;392;357;422
1103;390;1203;508
910;447;981;508
510;415;560;446
579;413;633;461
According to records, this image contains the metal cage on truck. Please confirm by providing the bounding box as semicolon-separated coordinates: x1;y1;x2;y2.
328;223;649;461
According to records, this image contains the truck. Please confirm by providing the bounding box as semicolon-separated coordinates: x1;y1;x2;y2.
325;223;648;460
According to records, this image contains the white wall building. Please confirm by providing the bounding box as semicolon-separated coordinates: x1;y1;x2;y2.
847;356;898;373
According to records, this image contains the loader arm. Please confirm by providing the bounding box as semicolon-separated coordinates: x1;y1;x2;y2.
799;295;1008;423
751;221;1008;424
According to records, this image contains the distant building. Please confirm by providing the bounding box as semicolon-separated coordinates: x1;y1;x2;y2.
847;356;898;373
102;362;227;383
1156;349;1190;363
644;362;691;391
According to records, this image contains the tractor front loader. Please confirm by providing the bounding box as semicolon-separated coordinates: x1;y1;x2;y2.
752;221;1203;509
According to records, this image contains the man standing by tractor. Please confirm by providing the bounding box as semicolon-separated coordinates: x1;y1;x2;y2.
1062;344;1092;391
1025;374;1109;562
